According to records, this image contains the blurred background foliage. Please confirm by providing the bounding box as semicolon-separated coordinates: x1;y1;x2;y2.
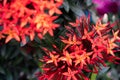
0;0;120;80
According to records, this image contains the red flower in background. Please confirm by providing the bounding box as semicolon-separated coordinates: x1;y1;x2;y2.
92;0;120;15
38;17;120;80
0;0;63;44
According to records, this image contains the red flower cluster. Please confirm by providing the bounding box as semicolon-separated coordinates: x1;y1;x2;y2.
38;17;120;80
0;0;63;44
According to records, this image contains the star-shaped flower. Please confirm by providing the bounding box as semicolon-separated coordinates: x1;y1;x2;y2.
60;51;74;66
47;52;59;66
63;67;78;80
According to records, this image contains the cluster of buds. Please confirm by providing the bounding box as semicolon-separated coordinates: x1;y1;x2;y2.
0;0;63;44
38;17;120;80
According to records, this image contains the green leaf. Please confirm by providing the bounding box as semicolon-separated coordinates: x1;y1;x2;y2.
54;18;64;24
70;5;84;17
0;66;5;74
67;0;84;17
13;57;23;65
38;61;43;67
98;66;109;76
86;0;92;6
63;0;70;12
5;48;13;59
6;70;13;80
90;73;97;80
10;49;19;59
1;45;6;57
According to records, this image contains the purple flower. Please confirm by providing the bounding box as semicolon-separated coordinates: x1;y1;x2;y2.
93;0;120;15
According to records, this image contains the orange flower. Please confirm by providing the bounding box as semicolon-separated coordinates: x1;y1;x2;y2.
60;51;74;66
63;68;78;80
106;38;118;56
2;24;20;43
93;20;108;36
39;17;120;80
34;12;59;36
46;0;62;15
0;0;63;43
74;53;87;68
47;52;59;66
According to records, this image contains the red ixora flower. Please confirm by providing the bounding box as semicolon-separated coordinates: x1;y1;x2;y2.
0;0;63;44
38;17;120;80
